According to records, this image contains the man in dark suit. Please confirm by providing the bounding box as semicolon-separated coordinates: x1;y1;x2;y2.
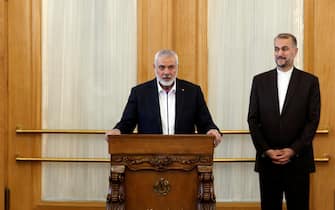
106;49;222;146
247;33;320;210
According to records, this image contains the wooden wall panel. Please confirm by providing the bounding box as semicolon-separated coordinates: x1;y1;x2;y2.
137;0;173;83
217;203;260;210
303;0;315;73
7;0;41;209
0;0;8;209
216;203;287;210
173;0;208;95
31;0;42;204
138;0;208;95
306;0;335;210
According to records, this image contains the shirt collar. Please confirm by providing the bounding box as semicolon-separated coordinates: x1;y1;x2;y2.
277;67;294;75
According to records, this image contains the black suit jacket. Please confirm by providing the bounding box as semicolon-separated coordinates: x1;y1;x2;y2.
248;68;320;173
114;78;219;134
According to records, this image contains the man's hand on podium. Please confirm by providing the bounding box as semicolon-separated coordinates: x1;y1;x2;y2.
105;128;121;141
206;129;222;147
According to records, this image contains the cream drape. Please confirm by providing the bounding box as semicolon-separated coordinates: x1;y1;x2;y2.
208;0;304;201
42;0;137;201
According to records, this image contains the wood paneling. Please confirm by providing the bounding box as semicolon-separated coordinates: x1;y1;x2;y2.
137;0;208;95
108;134;213;154
172;0;208;95
303;0;315;73
137;0;173;83
7;0;41;209
31;0;42;204
0;0;8;209
33;202;104;210
307;0;335;210
125;170;198;209
216;202;287;210
217;202;260;210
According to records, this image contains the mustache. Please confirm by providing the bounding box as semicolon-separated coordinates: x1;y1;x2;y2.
276;56;286;60
162;75;172;79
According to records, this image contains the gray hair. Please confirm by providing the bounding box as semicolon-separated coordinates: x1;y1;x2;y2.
274;33;297;47
154;49;179;67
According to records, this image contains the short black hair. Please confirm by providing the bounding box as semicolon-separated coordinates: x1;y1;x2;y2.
274;33;297;47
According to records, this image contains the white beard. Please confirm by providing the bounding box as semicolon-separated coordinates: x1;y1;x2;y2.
158;78;175;86
155;70;177;87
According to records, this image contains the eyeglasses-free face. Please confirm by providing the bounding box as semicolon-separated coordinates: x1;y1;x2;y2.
155;56;178;86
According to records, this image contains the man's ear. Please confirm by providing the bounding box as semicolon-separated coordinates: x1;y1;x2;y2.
294;47;298;56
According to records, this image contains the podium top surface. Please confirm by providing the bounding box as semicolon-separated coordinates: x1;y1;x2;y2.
107;134;214;155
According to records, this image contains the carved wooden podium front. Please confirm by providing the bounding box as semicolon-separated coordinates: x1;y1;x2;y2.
106;135;216;210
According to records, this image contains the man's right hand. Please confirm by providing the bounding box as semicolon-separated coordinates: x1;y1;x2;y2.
265;148;293;165
265;149;283;164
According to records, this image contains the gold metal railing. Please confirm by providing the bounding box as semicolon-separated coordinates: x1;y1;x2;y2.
15;128;106;134
16;156;330;163
15;127;329;135
15;126;330;163
16;156;110;163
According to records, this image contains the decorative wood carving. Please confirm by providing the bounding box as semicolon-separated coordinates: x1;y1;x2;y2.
111;155;212;171
197;165;216;210
106;135;215;209
106;166;125;210
153;177;171;196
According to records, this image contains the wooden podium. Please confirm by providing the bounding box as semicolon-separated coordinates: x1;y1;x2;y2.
106;134;216;210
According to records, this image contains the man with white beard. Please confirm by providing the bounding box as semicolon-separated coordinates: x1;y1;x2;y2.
106;49;222;146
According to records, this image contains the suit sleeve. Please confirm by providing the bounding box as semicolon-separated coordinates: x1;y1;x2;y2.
291;77;321;154
195;86;220;134
247;77;270;154
114;87;138;134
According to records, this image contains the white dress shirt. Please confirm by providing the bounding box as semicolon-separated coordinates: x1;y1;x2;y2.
157;80;176;134
277;67;293;114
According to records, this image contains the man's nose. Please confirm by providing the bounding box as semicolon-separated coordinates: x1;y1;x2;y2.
163;68;171;74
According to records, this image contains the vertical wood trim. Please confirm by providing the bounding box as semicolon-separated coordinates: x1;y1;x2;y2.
171;0;208;96
308;0;335;209
32;0;42;204
196;0;208;97
303;2;316;209
171;0;196;82
137;0;173;84
7;0;39;209
304;0;315;73
0;0;8;209
137;0;143;83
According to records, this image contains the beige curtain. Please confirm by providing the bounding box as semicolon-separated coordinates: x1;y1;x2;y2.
41;0;137;201
208;0;304;201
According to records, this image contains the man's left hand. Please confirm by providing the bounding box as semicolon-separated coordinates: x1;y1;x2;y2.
273;148;295;165
206;129;222;147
